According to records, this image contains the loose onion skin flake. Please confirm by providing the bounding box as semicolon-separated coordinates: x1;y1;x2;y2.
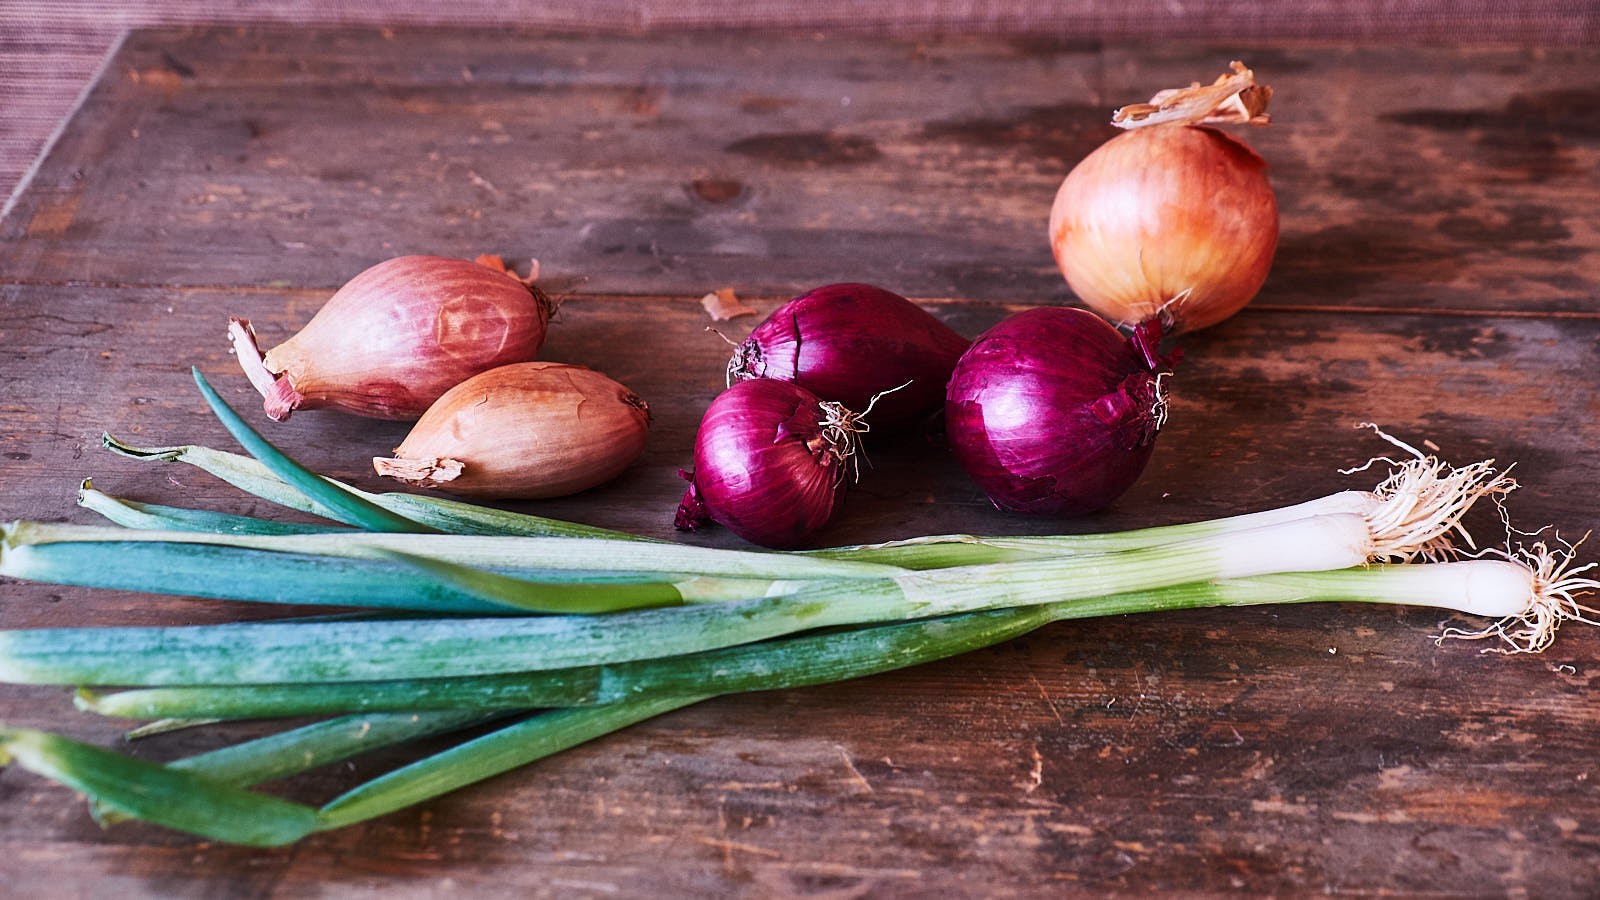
230;255;555;421
945;307;1175;517
727;283;969;432
676;378;866;549
374;362;650;500
1048;62;1279;334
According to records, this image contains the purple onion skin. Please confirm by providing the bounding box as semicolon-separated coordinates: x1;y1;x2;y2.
676;378;851;549
729;283;970;431
945;307;1173;517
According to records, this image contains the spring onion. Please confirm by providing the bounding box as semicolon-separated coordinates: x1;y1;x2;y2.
76;559;1580;721
191;367;438;534
7;545;1594;846
100;434;649;540
99;424;1508;571
0;509;1562;689
90;709;507;826
0;726;321;846
0;373;1584;848
0;697;693;847
77;479;344;536
0;521;684;615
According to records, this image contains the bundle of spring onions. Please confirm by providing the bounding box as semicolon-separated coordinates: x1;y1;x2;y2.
0;369;1595;846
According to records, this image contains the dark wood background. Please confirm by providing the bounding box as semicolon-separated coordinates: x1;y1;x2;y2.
2;27;1598;897
4;2;1597;210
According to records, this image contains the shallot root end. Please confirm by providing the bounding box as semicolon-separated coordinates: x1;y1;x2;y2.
227;316;302;421
373;456;466;487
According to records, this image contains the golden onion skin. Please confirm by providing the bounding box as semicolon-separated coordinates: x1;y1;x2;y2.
374;362;650;499
1048;125;1278;334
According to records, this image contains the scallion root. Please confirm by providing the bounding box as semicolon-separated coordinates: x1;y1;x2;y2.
1342;424;1518;561
1437;535;1600;654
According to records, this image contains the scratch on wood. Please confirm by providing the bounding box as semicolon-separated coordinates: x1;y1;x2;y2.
1331;809;1411;824
713;780;788;791
836;745;873;793
1250;798;1313;817
25;191;80;238
549;879;621;894
1025;744;1044;794
1025;666;1065;725
715;800;734;874
700;837;783;860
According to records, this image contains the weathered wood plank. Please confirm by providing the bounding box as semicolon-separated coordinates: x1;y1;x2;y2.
0;606;1596;896
2;25;1599;898
3;284;1597;547
4;289;1599;877
3;30;1596;316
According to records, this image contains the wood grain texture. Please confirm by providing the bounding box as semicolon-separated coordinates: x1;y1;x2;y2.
4;3;1595;206
4;32;1597;311
1;27;1598;897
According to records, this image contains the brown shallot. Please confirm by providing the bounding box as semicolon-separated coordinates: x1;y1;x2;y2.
374;362;650;500
230;255;555;421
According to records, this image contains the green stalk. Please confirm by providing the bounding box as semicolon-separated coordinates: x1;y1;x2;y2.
1;697;696;846
83;602;1069;718
78;479;344;536
0;698;686;846
1;520;905;584
89;709;505;826
0;517;1443;689
0;726;320;846
0;521;679;615
191;367;436;534
94;435;1374;568
102;436;652;541
84;560;1533;721
164;710;505;786
3;556;1562;846
0;581;894;686
314;695;700;831
802;492;1376;568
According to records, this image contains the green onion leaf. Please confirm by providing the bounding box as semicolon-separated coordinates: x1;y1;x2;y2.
103;435;654;540
373;548;685;614
0;726;319;846
79;479;345;536
82;603;1069;719
191;367;435;534
315;696;700;831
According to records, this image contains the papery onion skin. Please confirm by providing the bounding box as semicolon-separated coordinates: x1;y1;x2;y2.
676;378;857;549
1048;125;1278;334
231;255;554;421
374;362;649;500
945;307;1173;517
727;283;970;430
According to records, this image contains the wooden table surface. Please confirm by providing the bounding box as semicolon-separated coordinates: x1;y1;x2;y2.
2;27;1598;897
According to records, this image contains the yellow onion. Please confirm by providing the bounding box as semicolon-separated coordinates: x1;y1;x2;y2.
1048;62;1278;334
373;362;650;499
230;255;555;421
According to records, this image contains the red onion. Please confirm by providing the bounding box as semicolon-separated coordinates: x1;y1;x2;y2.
944;307;1175;517
230;255;555;421
1048;63;1278;334
727;283;969;431
675;378;865;549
